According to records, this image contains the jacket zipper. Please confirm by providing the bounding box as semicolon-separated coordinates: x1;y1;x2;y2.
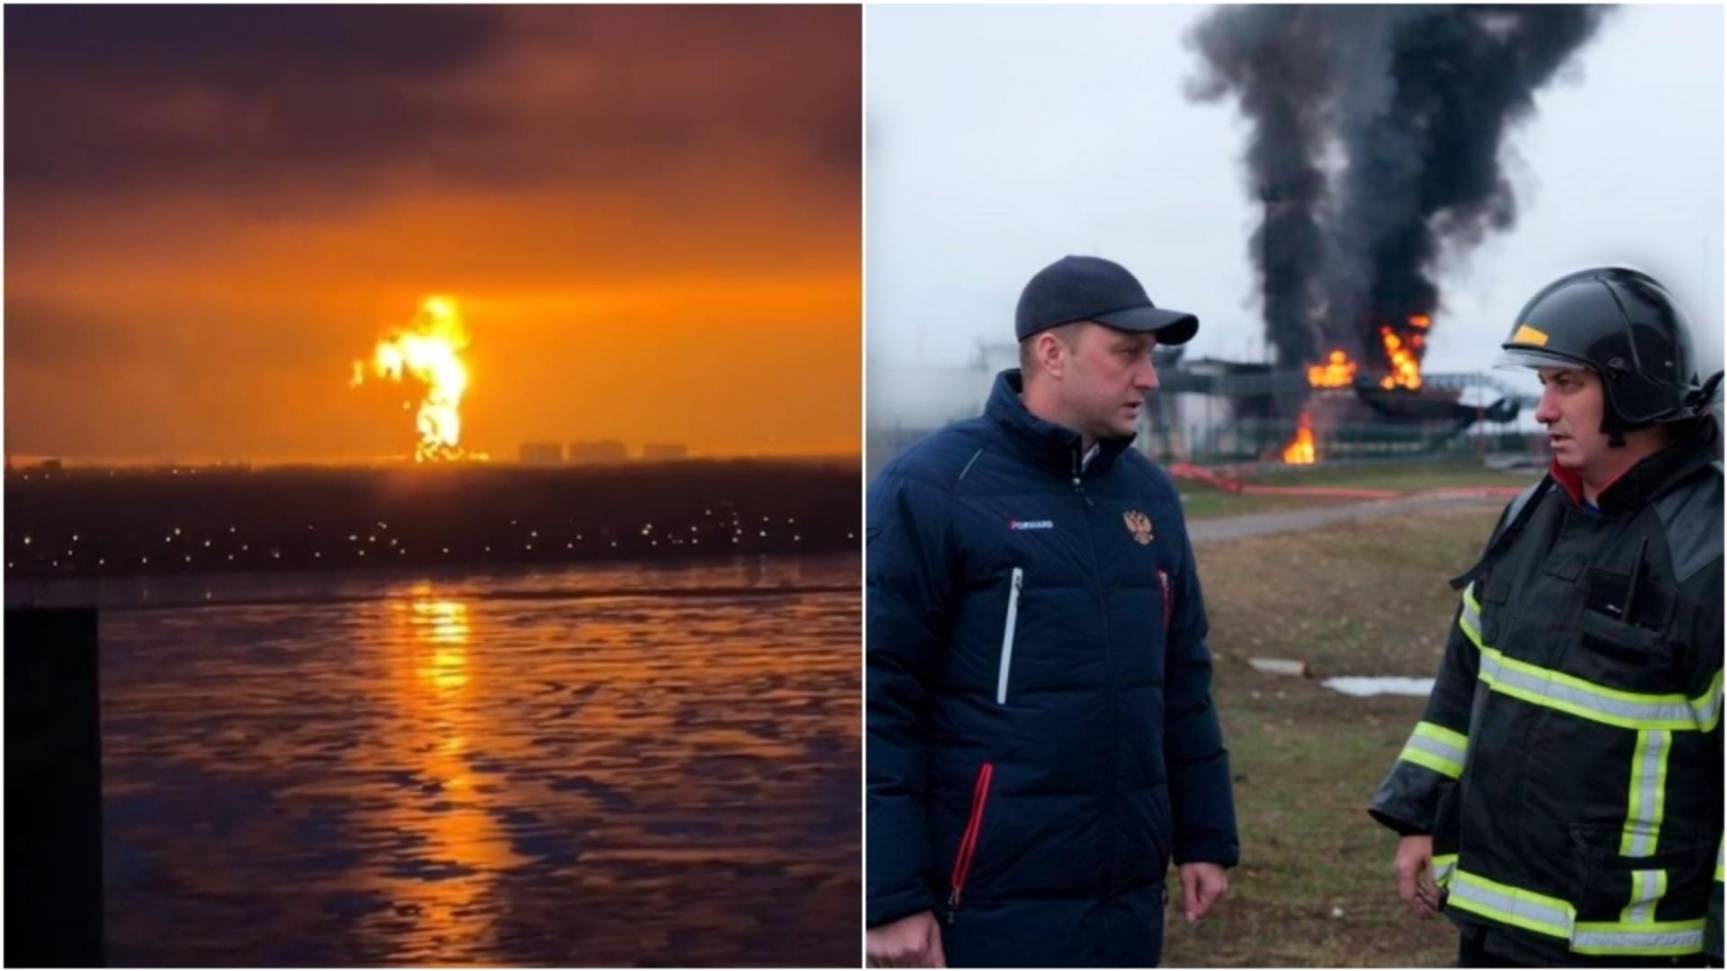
995;568;1024;705
947;761;995;923
1158;569;1173;640
1071;444;1116;901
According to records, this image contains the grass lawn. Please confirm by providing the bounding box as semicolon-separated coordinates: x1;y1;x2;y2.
1158;504;1504;967
1178;460;1535;521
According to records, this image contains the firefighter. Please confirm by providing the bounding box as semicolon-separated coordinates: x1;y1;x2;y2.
1370;267;1724;967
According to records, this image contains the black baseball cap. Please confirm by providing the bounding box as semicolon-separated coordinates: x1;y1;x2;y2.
1015;255;1199;345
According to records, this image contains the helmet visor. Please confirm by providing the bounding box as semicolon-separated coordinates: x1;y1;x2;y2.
1494;345;1593;373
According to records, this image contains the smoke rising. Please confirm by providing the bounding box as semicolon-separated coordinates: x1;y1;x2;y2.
1187;5;1609;369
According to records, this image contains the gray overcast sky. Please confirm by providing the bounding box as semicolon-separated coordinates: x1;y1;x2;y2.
866;4;1723;419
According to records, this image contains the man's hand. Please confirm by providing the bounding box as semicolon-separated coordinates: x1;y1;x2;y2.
866;911;946;968
1178;862;1229;923
1395;835;1440;918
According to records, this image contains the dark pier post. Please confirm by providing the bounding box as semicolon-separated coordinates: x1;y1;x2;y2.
5;607;105;967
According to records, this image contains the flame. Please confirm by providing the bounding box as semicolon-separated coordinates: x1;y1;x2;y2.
1281;410;1316;465
1378;324;1423;390
352;296;472;462
1307;350;1359;388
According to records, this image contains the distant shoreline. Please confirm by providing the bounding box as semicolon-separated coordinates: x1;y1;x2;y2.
6;461;860;582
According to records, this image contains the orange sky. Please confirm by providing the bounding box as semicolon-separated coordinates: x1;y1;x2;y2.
5;6;860;463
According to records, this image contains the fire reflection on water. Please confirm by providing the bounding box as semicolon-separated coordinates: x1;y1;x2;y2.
362;589;527;958
98;555;861;966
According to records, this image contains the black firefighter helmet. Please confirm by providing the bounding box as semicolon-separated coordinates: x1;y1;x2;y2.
1498;267;1722;434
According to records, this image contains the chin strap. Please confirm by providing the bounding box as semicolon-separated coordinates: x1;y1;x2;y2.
1685;370;1724;416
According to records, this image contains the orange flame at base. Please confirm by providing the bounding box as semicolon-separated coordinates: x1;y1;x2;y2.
352;296;472;462
1307;350;1359;388
1281;410;1316;465
1379;324;1423;390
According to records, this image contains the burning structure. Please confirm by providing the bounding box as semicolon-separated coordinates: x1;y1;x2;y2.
350;296;473;462
1184;6;1607;463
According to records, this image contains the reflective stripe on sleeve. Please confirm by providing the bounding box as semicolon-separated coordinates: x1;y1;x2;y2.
1398;721;1468;779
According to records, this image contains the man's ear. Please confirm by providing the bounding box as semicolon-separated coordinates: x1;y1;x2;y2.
1037;331;1066;379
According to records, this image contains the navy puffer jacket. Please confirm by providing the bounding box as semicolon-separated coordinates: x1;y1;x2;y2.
867;369;1239;967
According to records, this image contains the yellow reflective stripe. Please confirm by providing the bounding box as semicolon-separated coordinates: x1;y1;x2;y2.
1619;731;1672;856
1430;853;1457;889
1621;869;1667;924
1448;869;1574;940
1572;919;1705;957
1456;586;1721;732
1451;868;1705;956
1692;669;1724;733
1414;721;1468;751
1716;837;1723;882
1399;746;1463;779
1399;721;1468;778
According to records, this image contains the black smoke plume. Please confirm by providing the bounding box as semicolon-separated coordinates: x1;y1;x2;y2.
1187;5;1608;372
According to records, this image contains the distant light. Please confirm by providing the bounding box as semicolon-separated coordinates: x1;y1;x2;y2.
442;547;450;554
204;540;212;548
22;536;31;545
71;534;79;542
349;535;358;542
759;530;766;537
174;527;182;536
530;530;538;538
794;535;801;542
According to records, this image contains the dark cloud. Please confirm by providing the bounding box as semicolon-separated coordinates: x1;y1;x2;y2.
5;5;859;202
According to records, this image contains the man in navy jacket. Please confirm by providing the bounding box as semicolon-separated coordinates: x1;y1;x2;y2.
866;256;1240;967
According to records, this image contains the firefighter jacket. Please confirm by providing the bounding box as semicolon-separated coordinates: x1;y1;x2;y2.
1371;420;1724;964
866;369;1239;967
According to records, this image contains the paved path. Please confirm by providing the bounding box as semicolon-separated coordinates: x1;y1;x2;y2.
1189;488;1517;543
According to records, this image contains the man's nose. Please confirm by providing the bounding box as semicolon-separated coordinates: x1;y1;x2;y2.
1134;358;1160;392
1533;388;1560;424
